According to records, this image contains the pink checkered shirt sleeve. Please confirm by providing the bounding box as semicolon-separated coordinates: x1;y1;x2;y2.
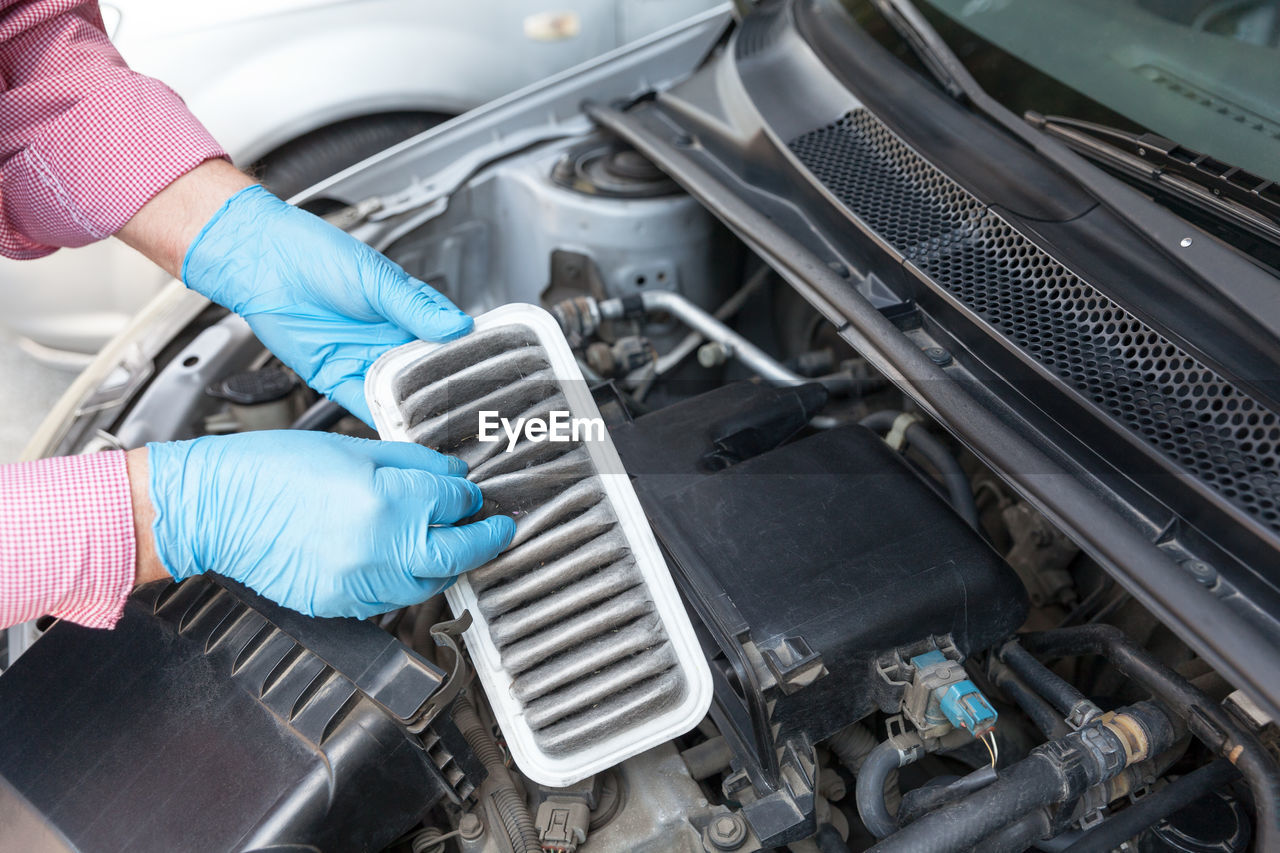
0;0;228;258
0;2;231;628
0;452;136;629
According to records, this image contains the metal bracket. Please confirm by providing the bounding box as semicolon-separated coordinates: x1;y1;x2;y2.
409;609;474;733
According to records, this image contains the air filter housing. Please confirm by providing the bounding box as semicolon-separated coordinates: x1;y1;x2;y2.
366;304;712;787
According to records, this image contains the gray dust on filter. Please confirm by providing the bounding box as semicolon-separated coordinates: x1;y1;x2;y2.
390;325;687;754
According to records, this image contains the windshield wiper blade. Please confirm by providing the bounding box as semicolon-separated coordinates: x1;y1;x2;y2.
1026;112;1280;244
865;3;1280;246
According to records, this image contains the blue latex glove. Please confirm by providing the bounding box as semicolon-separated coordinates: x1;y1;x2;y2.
182;185;471;426
147;431;515;619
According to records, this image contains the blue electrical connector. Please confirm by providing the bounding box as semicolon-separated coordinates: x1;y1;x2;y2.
909;650;998;737
938;680;998;736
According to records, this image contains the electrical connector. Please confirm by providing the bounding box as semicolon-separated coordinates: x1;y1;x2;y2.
905;650;998;738
536;799;590;853
938;679;998;736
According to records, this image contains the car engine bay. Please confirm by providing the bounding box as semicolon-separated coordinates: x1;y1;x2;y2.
3;6;1278;852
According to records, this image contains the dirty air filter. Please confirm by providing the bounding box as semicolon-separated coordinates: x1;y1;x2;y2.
366;304;712;787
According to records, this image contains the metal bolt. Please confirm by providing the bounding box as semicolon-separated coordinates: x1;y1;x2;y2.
1184;560;1218;587
924;346;953;366
1180;237;1194;248
458;812;484;841
707;813;748;850
698;341;732;368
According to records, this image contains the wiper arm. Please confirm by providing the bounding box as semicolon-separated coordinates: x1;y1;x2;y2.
864;3;1280;246
869;0;968;100
1026;112;1280;245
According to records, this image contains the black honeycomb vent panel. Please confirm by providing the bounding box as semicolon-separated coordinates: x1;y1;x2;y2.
789;109;1280;533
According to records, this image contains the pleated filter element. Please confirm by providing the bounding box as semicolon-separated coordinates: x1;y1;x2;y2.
366;303;712;786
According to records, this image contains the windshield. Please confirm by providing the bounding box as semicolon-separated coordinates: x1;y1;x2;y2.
847;0;1280;184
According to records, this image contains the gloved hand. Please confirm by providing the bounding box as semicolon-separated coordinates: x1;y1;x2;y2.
182;184;470;426
146;430;515;619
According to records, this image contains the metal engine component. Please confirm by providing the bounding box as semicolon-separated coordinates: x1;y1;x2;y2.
1001;499;1081;607
366;306;712;786
375;134;736;342
550;139;682;198
574;290;807;386
460;744;749;853
584;336;655;378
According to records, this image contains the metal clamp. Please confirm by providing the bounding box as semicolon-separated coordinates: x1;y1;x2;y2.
1065;698;1104;730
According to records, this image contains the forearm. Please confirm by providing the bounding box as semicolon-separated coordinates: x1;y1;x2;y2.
126;448;168;587
115;160;254;279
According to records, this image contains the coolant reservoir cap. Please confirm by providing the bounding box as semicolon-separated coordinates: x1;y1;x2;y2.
208;368;298;405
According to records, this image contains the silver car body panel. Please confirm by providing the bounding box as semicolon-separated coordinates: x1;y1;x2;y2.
0;0;725;357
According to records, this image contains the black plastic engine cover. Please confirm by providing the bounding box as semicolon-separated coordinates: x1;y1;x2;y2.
0;577;480;852
613;383;1028;759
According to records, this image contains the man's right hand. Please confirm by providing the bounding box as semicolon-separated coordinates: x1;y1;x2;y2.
117;160;473;427
128;431;515;619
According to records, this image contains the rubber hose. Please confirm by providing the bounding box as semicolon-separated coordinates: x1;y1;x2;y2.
976;808;1052;853
828;723;901;811
856;739;908;838
868;755;1064;853
868;702;1178;853
289;397;347;430
815;822;854;853
997;640;1095;722
453;697;541;853
1019;626;1279;852
987;659;1072;740
859;411;979;528
1061;759;1239;853
681;735;733;780
897;765;997;827
828;721;879;767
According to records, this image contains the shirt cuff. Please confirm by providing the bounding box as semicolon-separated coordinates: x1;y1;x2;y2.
0;451;137;629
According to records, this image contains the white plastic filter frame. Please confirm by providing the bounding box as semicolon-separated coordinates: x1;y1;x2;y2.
366;303;713;787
